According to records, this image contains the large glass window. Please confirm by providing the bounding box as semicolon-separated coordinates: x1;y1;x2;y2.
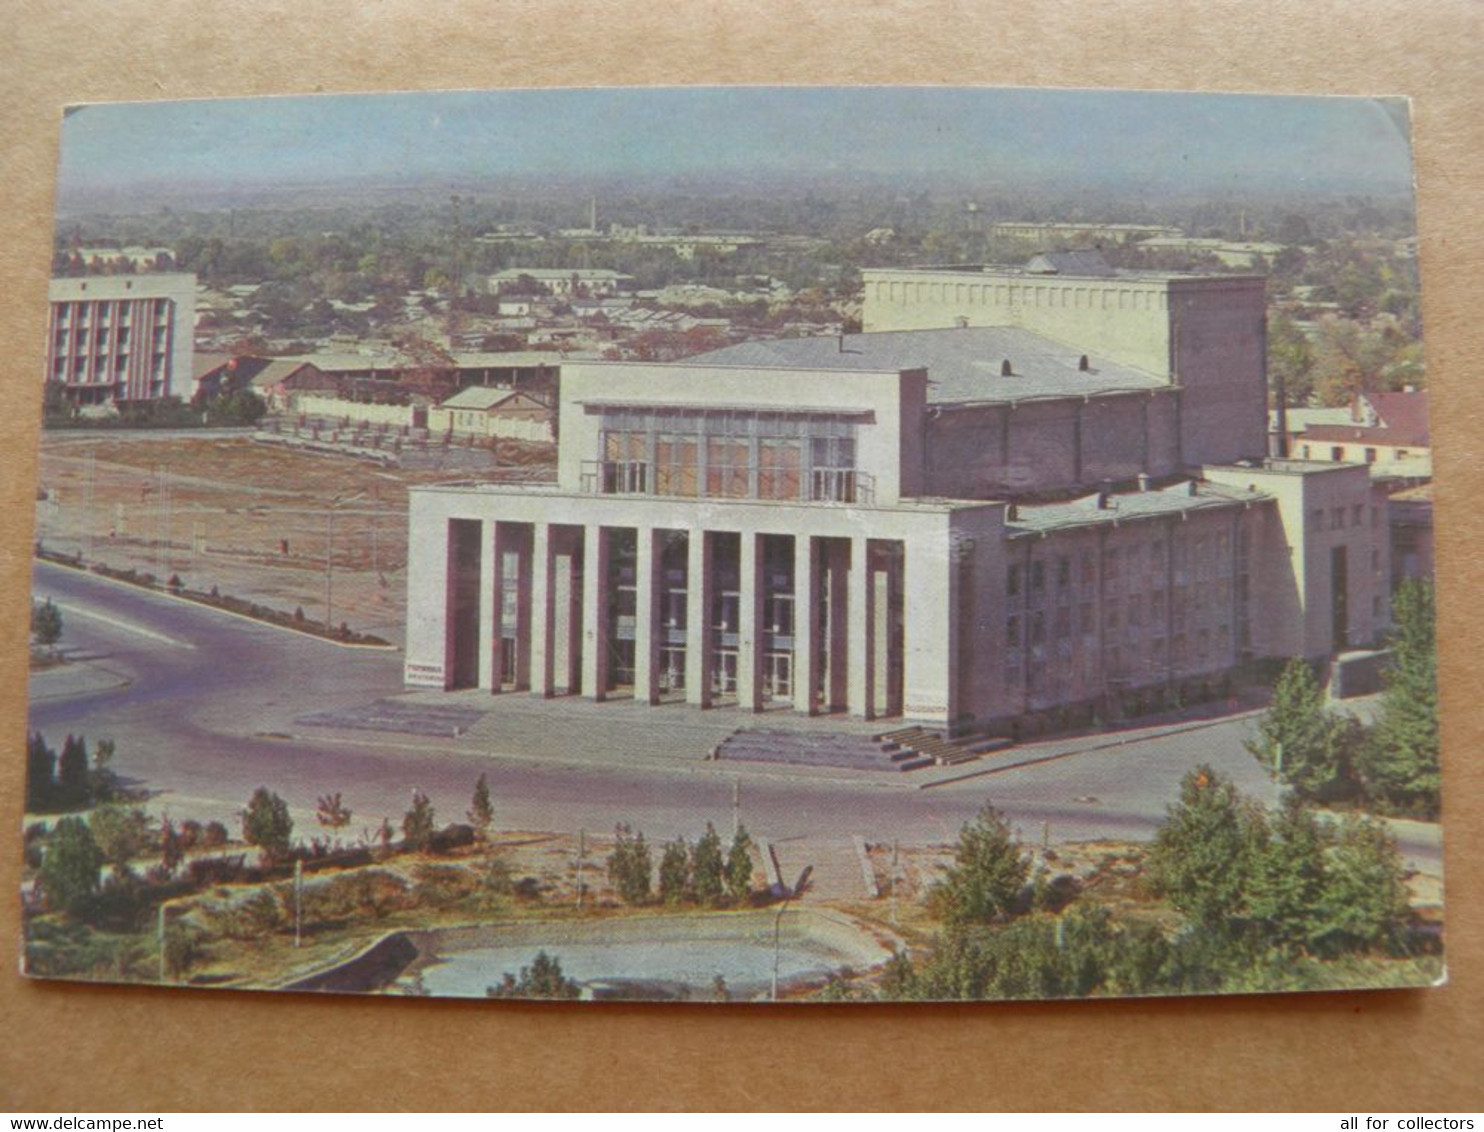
592;408;860;503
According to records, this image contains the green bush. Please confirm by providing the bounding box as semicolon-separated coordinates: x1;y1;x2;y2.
39;817;103;916
930;802;1031;926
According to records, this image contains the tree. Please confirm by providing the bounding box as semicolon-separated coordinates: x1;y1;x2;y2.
1145;766;1265;934
25;733;56;813
691;823;726;906
1246;659;1355;802
1268;312;1316;408
242;787;294;863
90;804;153;873
1247;799;1331;953
315;792;353;832
1361;579;1440;817
89;738;118;804
606;823;653;905
467;774;494;837
725;825;755;905
31;599;63;649
160;818;184;874
40;817;103;916
486;950;580;999
1314;815;1411;954
56;734;91;810
402;788;436;852
659;838;690;905
931;802;1031;926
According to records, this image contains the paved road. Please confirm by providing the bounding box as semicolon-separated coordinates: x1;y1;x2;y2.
29;561;1442;874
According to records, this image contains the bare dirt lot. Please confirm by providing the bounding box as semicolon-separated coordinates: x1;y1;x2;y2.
34;432;556;644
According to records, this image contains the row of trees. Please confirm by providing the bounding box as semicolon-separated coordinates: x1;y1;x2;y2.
1246;580;1439;817
26;732;119;814
889;765;1416;1000
607;822;756;907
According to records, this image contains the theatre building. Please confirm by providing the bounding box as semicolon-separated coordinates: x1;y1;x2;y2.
404;253;1392;734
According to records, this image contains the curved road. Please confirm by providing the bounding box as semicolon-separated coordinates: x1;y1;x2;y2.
29;561;1441;873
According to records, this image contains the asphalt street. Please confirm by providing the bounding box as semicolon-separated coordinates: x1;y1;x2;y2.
28;560;1442;874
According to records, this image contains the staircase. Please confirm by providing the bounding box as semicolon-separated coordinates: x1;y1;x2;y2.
873;726;1014;768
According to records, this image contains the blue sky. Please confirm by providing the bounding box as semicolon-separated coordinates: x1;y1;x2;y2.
56;87;1416;202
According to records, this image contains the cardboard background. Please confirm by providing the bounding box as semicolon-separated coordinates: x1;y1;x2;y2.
2;0;1481;1112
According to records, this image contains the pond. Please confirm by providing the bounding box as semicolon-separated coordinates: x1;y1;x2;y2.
410;909;895;1001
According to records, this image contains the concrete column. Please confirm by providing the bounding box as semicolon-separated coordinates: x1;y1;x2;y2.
902;531;957;727
736;532;764;712
826;540;850;711
684;529;713;708
847;536;876;719
793;534;819;716
514;525;533;690
529;522;555;697
477;519;498;692
581;524;610;700
633;527;660;705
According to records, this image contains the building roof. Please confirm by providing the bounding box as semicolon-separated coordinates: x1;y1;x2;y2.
437;386;526;411
686;327;1165;404
1362;391;1431;446
1007;480;1258;536
248;359;326;389
1025;250;1118;276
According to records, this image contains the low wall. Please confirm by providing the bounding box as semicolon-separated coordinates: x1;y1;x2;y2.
294;396;415;429
426;408;553;443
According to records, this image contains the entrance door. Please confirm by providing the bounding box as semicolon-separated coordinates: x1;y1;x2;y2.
1331;545;1349;651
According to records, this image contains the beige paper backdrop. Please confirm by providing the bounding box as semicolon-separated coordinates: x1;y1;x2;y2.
2;0;1481;1112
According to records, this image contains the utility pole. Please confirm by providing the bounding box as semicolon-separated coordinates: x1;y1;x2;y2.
157;903;167;982
890;839;900;927
325;510;334;631
83;449;94;563
294;858;304;948
575;828;587;911
732;777;741;838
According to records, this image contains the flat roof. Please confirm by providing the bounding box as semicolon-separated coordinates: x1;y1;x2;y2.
1007;481;1261;536
685;327;1166;403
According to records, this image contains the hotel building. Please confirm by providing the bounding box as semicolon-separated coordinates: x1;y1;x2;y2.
45;274;197;408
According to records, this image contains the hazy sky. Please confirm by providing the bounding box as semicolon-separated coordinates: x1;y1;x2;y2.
56;87;1416;204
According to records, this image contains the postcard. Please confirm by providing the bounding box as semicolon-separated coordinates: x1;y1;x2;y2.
22;87;1440;1002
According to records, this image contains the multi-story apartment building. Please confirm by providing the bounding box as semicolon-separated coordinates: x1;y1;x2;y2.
45;274;196;408
404;252;1391;735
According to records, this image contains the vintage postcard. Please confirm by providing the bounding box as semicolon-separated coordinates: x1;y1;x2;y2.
21;87;1439;1002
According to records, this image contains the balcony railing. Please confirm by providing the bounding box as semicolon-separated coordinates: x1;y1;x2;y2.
580;460;874;505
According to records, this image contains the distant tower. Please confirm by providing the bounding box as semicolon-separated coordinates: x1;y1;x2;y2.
590;196;598;232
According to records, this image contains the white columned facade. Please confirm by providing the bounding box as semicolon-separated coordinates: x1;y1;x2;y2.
847;536;876;719
477;519;499;692
736;531;764;712
633;527;660;705
684;529;713;707
529;522;555;697
581;524;610;700
792;534;819;715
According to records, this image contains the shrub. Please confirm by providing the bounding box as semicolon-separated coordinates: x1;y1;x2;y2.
242;788;293;863
467;774;494;836
930;803;1031;926
659;839;690;905
486;951;580;1000
40;817;103;916
691;824;725;906
90;804;153;872
725;826;755;905
201;820;229;849
402;789;436;852
606;823;653;905
1144;766;1265;935
1246;659;1356;802
1313;815;1411;956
